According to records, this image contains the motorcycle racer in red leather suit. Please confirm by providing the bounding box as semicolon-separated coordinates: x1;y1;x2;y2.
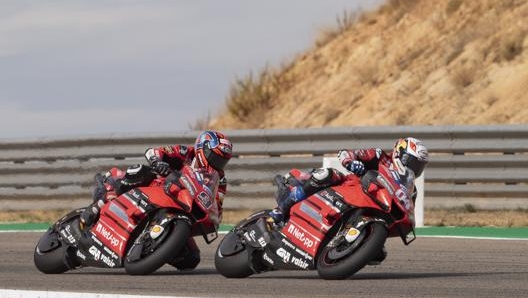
81;130;233;270
270;137;428;223
268;137;429;264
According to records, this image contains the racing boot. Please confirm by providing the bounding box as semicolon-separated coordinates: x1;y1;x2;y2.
79;203;100;230
80;172;120;230
268;208;284;225
268;186;306;227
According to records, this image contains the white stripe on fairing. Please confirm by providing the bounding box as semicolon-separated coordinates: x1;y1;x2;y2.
0;289;208;298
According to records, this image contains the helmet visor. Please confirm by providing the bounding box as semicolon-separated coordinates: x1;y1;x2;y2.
402;153;426;177
204;146;230;171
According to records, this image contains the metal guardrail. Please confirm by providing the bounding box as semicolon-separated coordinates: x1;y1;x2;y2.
1;125;527;210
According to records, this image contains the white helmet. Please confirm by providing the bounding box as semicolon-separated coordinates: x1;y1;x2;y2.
392;137;429;177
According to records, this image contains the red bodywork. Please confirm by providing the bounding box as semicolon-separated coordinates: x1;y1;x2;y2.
90;165;220;257
282;165;416;258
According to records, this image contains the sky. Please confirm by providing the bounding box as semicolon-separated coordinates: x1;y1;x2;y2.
0;0;383;139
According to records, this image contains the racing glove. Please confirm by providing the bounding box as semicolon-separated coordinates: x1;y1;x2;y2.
149;157;171;176
347;160;365;176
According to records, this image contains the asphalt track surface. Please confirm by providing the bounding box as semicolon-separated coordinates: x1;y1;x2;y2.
1;232;527;298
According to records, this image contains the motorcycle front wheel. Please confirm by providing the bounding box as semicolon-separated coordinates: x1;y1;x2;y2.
317;221;387;280
214;210;271;278
124;218;191;275
34;209;85;274
33;229;71;274
214;231;254;278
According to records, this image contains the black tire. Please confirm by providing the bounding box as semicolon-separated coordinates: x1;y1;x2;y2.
214;232;254;278
34;231;70;274
170;249;201;271
215;211;272;278
124;219;191;275
317;222;387;280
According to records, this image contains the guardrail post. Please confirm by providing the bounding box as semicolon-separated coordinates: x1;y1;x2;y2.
415;174;424;227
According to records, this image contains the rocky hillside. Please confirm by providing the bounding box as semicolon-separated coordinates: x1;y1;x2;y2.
211;0;528;129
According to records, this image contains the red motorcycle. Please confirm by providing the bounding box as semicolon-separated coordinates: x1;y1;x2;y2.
34;164;220;275
215;164;417;280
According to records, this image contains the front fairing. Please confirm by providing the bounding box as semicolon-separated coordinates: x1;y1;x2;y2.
377;165;417;242
377;165;416;213
178;166;221;242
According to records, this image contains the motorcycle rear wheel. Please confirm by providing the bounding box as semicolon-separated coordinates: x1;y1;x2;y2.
317;222;387;280
124;218;191;275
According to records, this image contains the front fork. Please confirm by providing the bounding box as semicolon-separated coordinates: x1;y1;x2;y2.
126;210;191;262
327;209;386;248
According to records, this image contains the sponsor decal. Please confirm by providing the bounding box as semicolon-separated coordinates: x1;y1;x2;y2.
88;246;116;267
139;199;149;210
89;245;101;261
243;232;252;242
276;248;291;263
396;188;412;210
149;225;164;239
377;174;395;196
102;245;119;260
345;227;361;242
90;234;102;246
60;225;76;244
248;230;257;241
257;236;267;247
316;190;344;212
276;241;313;268
262;253;274;265
76;250;86;260
281;238;296;250
334;200;345;210
287;224;316;249
281;235;314;262
243;230;259;244
95;222;124;252
197;191;212;209
163;146;174;154
101;253;117;267
291;256;309;269
295;247;313;262
389;170;401;185
131;189;148;201
180;176;196;196
319;190;334;202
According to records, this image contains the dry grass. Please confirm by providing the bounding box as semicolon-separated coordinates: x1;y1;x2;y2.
315;9;360;48
225;67;280;126
210;0;528;130
1;208;527;227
